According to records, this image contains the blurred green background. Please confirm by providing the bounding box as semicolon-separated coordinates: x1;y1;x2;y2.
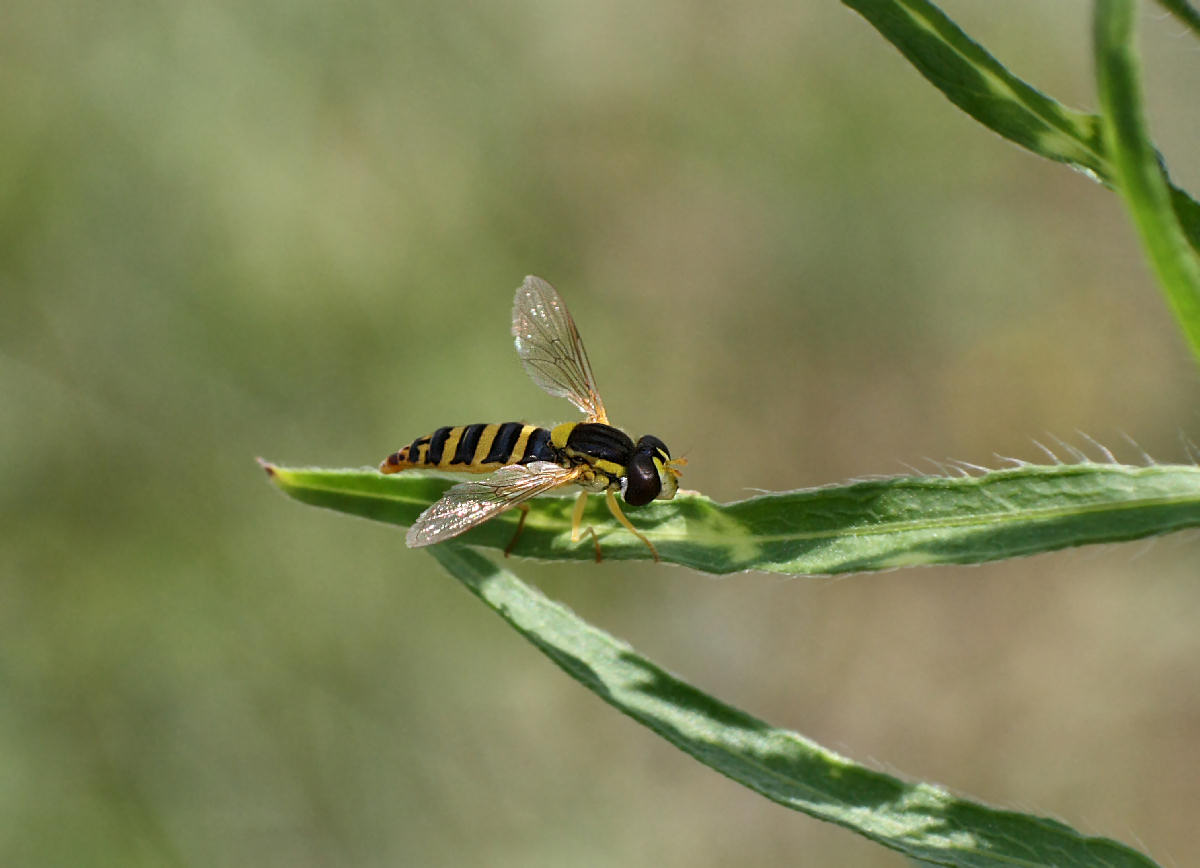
3;1;1198;865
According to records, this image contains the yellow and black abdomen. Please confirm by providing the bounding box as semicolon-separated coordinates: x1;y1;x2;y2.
381;422;554;474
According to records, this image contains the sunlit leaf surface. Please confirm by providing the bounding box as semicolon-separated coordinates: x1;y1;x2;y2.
263;461;1200;575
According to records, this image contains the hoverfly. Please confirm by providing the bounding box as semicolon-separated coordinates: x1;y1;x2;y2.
380;275;683;561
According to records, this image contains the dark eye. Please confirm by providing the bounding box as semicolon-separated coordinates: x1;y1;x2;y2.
623;454;662;506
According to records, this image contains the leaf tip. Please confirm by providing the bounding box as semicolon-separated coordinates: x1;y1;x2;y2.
257;457;278;478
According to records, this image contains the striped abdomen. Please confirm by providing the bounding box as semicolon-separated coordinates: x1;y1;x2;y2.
380;423;555;474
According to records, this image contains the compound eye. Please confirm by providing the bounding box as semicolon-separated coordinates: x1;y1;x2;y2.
623;454;662;506
636;434;669;459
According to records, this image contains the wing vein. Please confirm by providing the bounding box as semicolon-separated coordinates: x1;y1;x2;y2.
512;275;607;422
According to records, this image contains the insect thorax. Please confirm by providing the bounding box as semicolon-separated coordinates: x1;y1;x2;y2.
549;422;633;488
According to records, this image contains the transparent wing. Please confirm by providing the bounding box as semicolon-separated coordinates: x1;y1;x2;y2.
406;461;583;547
512;275;608;423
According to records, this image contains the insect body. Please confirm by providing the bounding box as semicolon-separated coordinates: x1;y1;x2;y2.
380;275;683;560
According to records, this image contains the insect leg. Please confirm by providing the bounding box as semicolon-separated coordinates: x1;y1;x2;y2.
605;490;660;562
503;503;531;558
570;490;603;562
584;526;602;563
570;490;589;542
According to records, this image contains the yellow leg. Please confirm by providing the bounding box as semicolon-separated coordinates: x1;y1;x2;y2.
605;490;660;562
570;491;603;562
504;503;531;557
571;491;589;542
585;525;602;563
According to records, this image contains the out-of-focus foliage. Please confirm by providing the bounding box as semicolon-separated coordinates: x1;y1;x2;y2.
2;1;1198;865
1094;0;1200;363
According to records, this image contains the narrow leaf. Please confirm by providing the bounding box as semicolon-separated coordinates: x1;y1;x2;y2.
262;461;1200;575
843;0;1106;178
1153;0;1200;40
1095;0;1200;366
429;545;1160;867
841;0;1200;257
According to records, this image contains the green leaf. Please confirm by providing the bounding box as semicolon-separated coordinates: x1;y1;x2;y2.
428;544;1160;867
1153;0;1200;40
843;0;1106;178
261;461;1200;575
1094;0;1200;366
840;0;1200;258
